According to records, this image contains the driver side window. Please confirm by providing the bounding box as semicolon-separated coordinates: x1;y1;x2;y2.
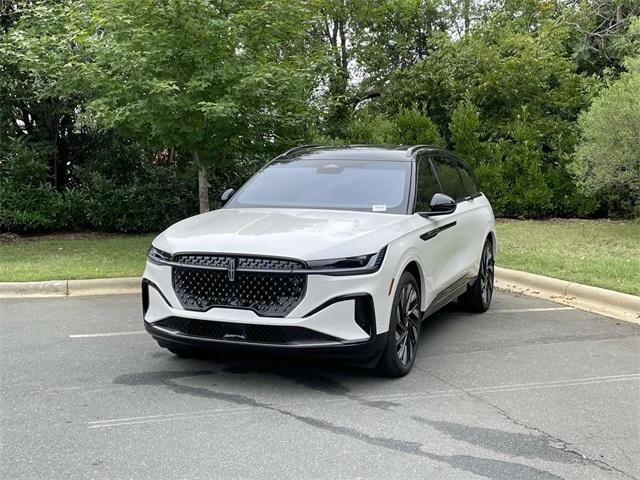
415;156;442;212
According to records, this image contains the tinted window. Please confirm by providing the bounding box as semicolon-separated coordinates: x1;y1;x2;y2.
415;157;441;211
457;161;479;195
227;159;412;214
433;157;467;201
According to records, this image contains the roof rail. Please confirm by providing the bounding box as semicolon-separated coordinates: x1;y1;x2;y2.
278;144;322;157
405;144;439;156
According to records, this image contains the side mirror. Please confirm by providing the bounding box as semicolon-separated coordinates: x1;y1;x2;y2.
421;193;457;216
220;188;235;206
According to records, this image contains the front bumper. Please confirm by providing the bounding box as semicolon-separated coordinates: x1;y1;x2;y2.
144;320;388;363
142;258;395;361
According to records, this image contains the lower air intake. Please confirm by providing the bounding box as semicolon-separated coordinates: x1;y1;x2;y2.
155;317;338;345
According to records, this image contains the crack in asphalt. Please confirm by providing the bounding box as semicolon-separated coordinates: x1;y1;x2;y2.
221;363;400;411
420;368;635;479
114;368;567;480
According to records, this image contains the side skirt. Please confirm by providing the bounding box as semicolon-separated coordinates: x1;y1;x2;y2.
422;274;476;320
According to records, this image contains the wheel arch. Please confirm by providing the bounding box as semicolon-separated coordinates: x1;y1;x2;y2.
486;230;497;256
403;261;423;300
392;254;430;312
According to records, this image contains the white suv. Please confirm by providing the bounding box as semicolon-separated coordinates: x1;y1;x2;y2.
142;145;496;376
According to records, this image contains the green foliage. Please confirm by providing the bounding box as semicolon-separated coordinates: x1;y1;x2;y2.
1;0;637;229
0;134;198;233
66;0;313;163
0;138;65;232
380;18;601;218
330;107;443;146
0;183;65;233
571;61;640;217
80;166;197;233
393;107;444;146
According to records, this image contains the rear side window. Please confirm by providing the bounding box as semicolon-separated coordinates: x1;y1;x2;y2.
415;157;441;211
432;157;467;201
457;161;479;195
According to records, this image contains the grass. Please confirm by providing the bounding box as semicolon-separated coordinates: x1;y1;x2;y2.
0;233;154;282
496;219;640;296
0;220;638;296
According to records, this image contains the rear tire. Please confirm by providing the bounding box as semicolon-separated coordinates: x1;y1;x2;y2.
376;271;421;377
459;238;494;313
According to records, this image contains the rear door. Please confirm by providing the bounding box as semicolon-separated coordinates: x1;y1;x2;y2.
454;158;488;273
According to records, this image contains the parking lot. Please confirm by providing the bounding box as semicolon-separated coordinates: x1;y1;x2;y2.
1;291;638;479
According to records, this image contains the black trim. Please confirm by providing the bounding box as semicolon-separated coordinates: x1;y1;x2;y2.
142;278;173;308
419;221;457;241
154;317;340;344
407;159;417;215
423;274;476;318
145;321;388;364
302;293;377;338
464;192;483;201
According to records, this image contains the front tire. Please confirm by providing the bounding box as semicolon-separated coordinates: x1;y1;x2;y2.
459;238;495;312
376;271;421;377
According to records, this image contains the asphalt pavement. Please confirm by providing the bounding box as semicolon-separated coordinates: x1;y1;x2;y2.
1;291;639;479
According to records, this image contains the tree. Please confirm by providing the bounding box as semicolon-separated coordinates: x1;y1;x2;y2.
5;0;316;213
571;58;640;217
309;0;452;135
568;0;640;76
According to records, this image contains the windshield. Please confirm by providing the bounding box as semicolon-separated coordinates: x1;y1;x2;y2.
226;159;412;214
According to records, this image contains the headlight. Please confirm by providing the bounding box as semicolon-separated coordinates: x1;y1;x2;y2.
306;246;387;275
148;246;172;265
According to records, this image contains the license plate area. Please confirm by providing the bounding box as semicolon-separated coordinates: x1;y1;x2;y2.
222;323;246;341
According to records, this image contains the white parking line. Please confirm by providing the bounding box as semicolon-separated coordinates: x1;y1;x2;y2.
491;307;575;313
69;331;145;338
87;373;640;429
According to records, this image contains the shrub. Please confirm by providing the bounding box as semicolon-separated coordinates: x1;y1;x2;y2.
393;107;444;146
571;61;640;218
0;183;66;232
0;138;67;232
80;163;197;233
0;136;199;233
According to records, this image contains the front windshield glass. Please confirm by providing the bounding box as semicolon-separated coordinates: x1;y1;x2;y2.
226;159;411;214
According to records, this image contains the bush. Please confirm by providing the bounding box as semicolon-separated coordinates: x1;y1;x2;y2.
328;107;443;146
571;60;640;218
393;107;444;146
0;183;66;232
0;138;67;232
79;162;198;233
0;136;199;233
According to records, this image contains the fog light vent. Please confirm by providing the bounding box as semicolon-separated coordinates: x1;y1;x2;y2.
354;296;376;337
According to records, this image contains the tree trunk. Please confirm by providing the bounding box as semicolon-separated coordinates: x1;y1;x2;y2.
195;152;210;214
463;0;470;34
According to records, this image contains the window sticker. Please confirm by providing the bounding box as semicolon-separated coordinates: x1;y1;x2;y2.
372;205;387;212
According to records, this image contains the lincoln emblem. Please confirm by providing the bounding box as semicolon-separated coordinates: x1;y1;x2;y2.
227;258;236;282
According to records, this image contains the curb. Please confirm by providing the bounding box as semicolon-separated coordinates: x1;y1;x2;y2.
1;270;638;324
495;267;640;325
0;277;140;298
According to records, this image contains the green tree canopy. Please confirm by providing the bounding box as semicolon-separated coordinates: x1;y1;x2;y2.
5;0;317;212
571;58;640;216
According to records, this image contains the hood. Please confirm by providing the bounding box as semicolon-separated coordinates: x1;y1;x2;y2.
153;208;418;260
